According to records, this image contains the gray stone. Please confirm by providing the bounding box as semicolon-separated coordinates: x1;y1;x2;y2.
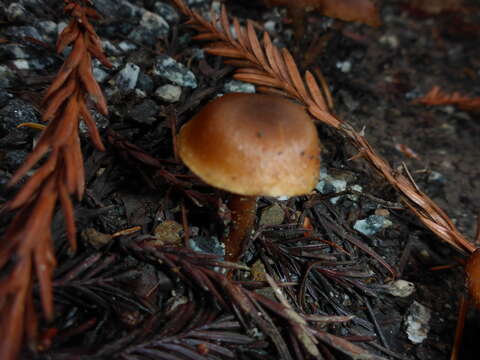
315;169;347;204
101;40;121;56
353;215;392;236
94;0;143;19
186;0;207;5
128;11;169;46
120;1;145;18
0;44;31;59
0;66;16;88
37;20;58;42
189;236;225;256
12;59;30;70
6;3;29;23
154;84;182;103
93;66;109;83
427;170;446;184
404;301;431;344
140;10;169;35
128;99;159;125
153;55;197;88
117;41;138;53
336;60;352;73
385;280;415;298
264;20;280;34
4;26;41;41
154;1;180;23
223;80;255;94
346;184;363;201
116;63;140;91
13;57;56;71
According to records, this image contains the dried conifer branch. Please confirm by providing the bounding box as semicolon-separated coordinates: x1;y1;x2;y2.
0;1;110;359
171;0;475;255
413;85;480;112
128;243;384;359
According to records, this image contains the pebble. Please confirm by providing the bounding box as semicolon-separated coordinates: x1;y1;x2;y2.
346;184;363;201
353;215;392;236
379;34;399;49
315;169;347;204
153;55;197;89
154;84;182;103
258;203;285;227
385;280;415;297
153;221;183;246
0;65;17;88
4;25;42;41
117;41;138;53
12;59;30;70
102;40;121;56
189;236;225;256
81;228;113;249
129;11;169;46
94;0;143;19
427;170;446;184
186;0;207;5
336;60;352;73
116;63;140;91
37;20;58;42
6;3;29;23
153;1;179;23
93;66;109;83
0;44;31;60
404;301;431;344
223;80;255;94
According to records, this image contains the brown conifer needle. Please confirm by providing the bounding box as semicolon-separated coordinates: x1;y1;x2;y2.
0;1;111;359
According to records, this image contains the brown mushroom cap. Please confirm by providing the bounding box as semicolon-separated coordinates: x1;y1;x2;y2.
178;93;321;197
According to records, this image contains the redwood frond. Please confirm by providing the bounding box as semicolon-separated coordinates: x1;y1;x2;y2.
413;85;480;112
0;1;111;359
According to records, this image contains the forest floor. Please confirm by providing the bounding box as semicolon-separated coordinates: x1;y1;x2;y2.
1;0;479;359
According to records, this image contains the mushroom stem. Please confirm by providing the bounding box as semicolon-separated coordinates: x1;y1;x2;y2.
223;195;257;262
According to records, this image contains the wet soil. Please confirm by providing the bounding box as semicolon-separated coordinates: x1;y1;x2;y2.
1;0;479;359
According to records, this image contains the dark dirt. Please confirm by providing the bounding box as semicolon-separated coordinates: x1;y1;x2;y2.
1;0;479;359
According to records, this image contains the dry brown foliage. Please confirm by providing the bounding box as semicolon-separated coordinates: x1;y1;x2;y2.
171;0;475;257
263;0;381;27
413;85;480;112
0;1;110;359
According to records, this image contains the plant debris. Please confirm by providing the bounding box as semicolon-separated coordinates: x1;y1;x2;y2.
0;0;479;359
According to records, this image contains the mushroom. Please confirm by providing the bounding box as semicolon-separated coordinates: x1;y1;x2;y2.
178;93;321;262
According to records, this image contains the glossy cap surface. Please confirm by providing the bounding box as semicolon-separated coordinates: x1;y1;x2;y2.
178;93;321;197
